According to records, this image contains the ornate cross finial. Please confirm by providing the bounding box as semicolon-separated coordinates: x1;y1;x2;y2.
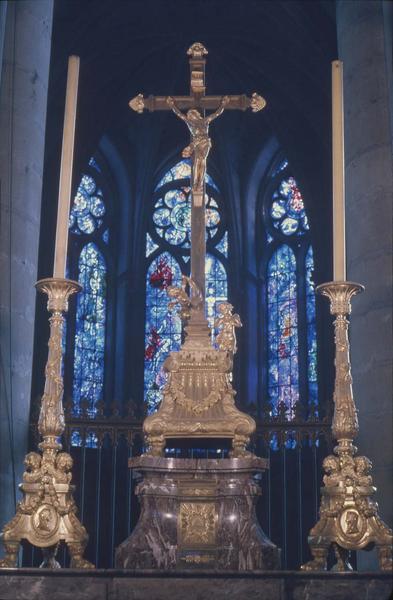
187;42;208;58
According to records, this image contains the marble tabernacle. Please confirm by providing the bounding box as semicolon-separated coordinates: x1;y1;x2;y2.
115;456;280;570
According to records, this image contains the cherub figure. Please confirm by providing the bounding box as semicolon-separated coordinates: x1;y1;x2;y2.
23;452;42;482
354;456;373;486
322;455;341;487
167;275;192;321
56;452;73;483
167;275;203;321
166;95;230;194
215;302;242;354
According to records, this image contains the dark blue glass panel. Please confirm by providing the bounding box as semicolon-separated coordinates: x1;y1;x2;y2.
267;245;299;418
72;243;106;415
215;231;228;257
306;246;318;408
89;157;101;173
205;254;228;336
146;233;159;257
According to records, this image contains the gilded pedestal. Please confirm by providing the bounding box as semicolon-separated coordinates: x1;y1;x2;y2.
115;456;280;570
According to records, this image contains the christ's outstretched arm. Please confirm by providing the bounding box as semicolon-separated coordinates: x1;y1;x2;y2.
206;95;230;124
166;96;188;122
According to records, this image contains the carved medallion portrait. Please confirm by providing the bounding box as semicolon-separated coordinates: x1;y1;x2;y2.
32;504;59;539
339;508;365;542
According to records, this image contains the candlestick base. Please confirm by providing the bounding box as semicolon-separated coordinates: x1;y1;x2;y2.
0;278;94;569
301;281;392;571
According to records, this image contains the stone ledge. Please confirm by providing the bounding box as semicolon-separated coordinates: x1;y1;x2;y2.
0;569;392;600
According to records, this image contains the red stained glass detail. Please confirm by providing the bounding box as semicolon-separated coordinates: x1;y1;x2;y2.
149;257;173;289
144;327;161;360
289;180;304;212
278;342;289;358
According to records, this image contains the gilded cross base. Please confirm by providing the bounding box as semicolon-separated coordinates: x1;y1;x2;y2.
143;291;255;457
301;282;392;572
0;278;94;569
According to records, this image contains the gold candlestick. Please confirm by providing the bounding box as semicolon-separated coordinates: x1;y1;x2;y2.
301;281;392;571
0;278;94;569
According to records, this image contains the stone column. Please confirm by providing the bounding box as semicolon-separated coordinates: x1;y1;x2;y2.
0;1;53;542
336;0;393;567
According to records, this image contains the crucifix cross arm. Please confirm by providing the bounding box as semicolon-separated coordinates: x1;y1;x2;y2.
166;94;230;124
129;91;265;114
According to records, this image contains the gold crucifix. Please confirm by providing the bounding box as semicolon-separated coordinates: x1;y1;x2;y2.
129;42;266;298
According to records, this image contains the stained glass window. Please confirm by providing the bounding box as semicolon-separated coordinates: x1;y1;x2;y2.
267;245;299;417
145;160;227;412
270;176;309;236
265;159;318;422
153;186;220;248
73;243;107;415
69;174;106;235
306;246;318;408
67;164;109;429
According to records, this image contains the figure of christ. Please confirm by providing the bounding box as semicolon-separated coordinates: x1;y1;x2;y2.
166;95;230;194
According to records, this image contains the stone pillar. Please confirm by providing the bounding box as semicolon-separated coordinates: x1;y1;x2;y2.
336;0;393;567
0;1;53;543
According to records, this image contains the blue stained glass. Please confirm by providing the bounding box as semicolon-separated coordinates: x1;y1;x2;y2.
71;430;82;447
146;233;159;257
89;157;101;172
216;231;228;258
144;252;182;414
270;176;309;236
205;254;228;339
155;159;219;192
73;243;106;415
272;159;289;177
69;174;106;235
306;246;318;408
153;188;221;248
267;245;299;418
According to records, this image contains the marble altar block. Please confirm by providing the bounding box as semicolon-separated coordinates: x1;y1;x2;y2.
115;456;280;570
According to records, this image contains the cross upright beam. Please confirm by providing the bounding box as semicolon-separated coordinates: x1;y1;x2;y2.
129;42;266;300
